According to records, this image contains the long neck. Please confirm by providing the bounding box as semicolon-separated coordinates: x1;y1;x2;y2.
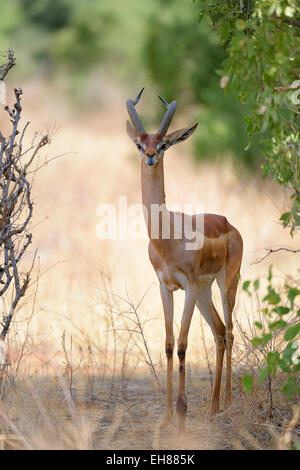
141;158;166;209
141;158;174;250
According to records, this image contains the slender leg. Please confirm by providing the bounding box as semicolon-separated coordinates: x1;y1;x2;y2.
217;263;240;410
223;276;239;409
218;229;243;411
195;285;226;417
159;282;174;427
176;286;195;428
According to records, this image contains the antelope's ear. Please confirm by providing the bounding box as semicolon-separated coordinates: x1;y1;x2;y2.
166;123;198;147
126;120;139;143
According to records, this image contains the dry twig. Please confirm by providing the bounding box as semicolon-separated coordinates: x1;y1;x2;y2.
251;247;300;265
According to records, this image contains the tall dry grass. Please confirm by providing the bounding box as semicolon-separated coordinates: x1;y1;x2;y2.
0;81;299;449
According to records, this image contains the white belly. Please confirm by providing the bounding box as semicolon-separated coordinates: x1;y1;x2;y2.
157;269;188;291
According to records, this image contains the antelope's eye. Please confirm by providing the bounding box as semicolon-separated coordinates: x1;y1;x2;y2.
160;143;166;151
136;143;142;151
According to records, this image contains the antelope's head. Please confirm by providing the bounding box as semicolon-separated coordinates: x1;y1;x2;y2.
126;88;198;167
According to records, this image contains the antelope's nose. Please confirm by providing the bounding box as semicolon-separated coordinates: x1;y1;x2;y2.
145;152;157;167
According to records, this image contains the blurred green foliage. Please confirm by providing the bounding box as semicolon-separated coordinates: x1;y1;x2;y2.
141;0;260;165
241;267;300;412
0;1;23;44
21;0;72;30
0;0;262;167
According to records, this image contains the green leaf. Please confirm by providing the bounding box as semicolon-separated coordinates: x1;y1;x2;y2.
273;306;290;316
268;266;273;282
242;374;253;393
280;212;292;227
266;351;279;375
252;336;263;347
284;324;300;341
198;12;204;22
287;287;300;308
263;286;281;305
242;280;251;291
281;376;297;400
242;280;251;296
204;15;213;26
253;279;260;291
255;321;263;329
258;364;270;384
278;358;291;373
282;341;298;364
235;19;246;31
269;319;287;330
262;333;272;344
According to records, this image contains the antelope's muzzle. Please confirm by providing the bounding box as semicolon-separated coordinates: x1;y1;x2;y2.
145;153;157;167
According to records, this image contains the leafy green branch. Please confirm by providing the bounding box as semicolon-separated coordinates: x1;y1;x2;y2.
196;0;300;233
241;267;300;402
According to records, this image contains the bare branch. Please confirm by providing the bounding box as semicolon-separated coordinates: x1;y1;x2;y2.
0;52;50;365
251;247;300;265
274;84;300;92
0;50;16;81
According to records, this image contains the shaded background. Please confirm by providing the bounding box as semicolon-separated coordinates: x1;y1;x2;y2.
1;0;262;166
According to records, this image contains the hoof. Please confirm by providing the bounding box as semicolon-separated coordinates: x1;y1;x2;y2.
176;393;187;429
176;393;187;413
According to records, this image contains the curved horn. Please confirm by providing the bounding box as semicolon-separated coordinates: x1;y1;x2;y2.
157;95;177;135
126;88;146;136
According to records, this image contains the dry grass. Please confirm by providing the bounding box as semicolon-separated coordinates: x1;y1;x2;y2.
0;81;299;450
